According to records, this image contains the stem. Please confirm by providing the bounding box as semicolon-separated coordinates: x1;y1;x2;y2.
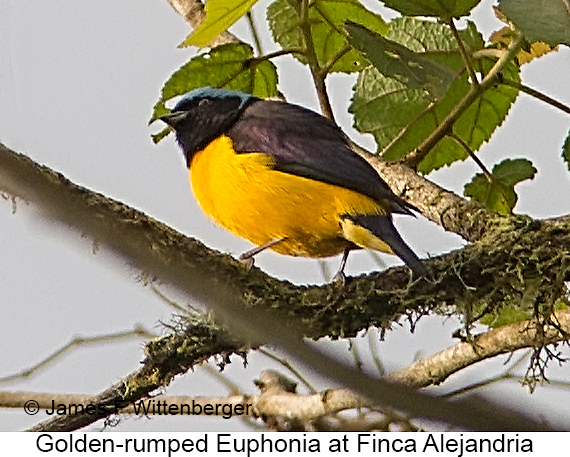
381;101;436;155
246;10;263;56
221;48;305;91
450;133;518;211
449;133;493;181
253;48;305;62
449;19;479;87
500;76;570;116
0;327;154;384
442;352;531;399
406;33;525;168
311;5;352;75
320;45;351;75
299;0;335;120
367;328;386;377
472;48;504;60
350;340;364;373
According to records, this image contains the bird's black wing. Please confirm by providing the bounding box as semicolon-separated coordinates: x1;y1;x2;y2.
228;99;414;215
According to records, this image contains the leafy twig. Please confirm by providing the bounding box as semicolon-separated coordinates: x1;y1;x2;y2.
405;33;525;168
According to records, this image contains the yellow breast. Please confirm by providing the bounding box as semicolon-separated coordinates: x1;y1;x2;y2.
189;135;388;257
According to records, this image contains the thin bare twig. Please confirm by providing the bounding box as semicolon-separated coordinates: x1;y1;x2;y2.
0;327;155;385
449;133;493;181
499;76;570;116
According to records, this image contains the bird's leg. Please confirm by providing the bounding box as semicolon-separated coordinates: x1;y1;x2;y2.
332;247;351;284
239;238;287;269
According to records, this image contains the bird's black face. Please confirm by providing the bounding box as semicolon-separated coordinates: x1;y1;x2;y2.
160;94;251;165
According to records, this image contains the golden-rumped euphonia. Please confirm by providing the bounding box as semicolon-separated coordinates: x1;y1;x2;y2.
160;87;427;279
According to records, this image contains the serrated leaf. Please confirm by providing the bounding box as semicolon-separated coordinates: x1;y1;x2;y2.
464;174;515;215
181;0;260;48
563;130;570;173
498;0;570;46
419;59;520;173
150;43;278;132
464;158;537;214
346;21;455;99
351;17;516;173
493;158;537;186
381;0;481;18
267;0;388;73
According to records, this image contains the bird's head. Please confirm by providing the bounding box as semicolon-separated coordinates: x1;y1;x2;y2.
160;87;256;164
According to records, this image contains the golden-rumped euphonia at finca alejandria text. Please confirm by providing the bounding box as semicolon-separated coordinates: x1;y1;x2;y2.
160;87;427;280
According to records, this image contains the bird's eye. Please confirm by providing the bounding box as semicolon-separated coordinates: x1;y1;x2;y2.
198;99;211;107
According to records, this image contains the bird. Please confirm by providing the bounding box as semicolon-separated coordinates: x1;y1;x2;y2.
160;87;427;280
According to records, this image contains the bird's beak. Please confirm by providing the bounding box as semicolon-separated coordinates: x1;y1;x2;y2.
159;111;188;128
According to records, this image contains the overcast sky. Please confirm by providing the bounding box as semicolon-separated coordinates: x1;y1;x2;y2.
0;0;569;431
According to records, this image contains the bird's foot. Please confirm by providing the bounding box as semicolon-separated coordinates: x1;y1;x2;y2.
238;254;255;271
332;270;346;286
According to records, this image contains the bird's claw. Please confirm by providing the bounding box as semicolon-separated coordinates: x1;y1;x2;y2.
238;255;255;271
332;270;346;286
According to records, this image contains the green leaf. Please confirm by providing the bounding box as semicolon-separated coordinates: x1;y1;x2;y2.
478;302;534;327
150;43;278;138
267;0;388;73
499;0;570;47
479;277;544;327
180;0;260;48
563;130;570;173
419;58;520;174
464;176;516;215
350;17;519;173
464;158;537;215
345;21;455;99
493;158;538;187
381;0;481;19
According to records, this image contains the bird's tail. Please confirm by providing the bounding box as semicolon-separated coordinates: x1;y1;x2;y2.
341;214;428;278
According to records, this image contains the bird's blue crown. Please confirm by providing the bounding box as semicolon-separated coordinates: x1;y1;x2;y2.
174;87;254;111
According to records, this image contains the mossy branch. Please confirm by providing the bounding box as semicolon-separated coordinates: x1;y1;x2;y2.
1;142;568;432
